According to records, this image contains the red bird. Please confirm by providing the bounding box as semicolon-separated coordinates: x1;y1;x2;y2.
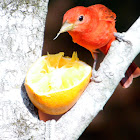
54;4;140;88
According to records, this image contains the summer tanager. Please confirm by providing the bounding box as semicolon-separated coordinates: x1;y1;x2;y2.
54;4;140;88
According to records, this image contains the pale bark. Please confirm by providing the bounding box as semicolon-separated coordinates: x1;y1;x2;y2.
0;1;140;140
0;0;49;139
50;17;140;140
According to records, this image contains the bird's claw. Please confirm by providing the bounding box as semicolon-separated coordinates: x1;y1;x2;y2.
114;32;132;45
91;69;102;83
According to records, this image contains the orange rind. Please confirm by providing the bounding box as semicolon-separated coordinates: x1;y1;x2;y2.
25;52;92;115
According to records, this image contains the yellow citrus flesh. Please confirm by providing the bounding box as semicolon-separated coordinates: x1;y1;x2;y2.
25;52;92;115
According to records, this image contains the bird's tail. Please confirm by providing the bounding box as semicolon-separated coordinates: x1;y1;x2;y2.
120;62;140;88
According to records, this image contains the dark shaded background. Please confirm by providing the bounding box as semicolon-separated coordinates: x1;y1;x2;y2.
43;0;140;139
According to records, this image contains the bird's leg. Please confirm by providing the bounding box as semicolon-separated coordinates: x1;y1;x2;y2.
90;51;101;83
92;52;97;71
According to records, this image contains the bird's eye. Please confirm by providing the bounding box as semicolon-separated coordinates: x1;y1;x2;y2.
78;15;84;21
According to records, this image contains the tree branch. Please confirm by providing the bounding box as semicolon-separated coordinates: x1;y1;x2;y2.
0;0;49;139
48;17;140;140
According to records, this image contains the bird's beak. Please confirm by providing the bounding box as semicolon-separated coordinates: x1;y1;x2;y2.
53;21;74;40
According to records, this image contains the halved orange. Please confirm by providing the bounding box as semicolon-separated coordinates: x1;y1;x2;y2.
25;52;92;115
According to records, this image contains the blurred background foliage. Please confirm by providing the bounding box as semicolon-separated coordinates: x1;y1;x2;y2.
43;0;140;139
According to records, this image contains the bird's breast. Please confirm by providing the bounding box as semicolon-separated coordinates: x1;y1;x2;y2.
68;21;115;51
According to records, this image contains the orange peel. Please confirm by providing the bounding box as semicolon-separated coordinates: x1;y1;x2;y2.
25;52;92;115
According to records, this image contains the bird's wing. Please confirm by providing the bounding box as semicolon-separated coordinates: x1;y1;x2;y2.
88;4;116;22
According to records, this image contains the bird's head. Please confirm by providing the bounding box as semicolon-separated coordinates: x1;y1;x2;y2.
54;6;96;40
